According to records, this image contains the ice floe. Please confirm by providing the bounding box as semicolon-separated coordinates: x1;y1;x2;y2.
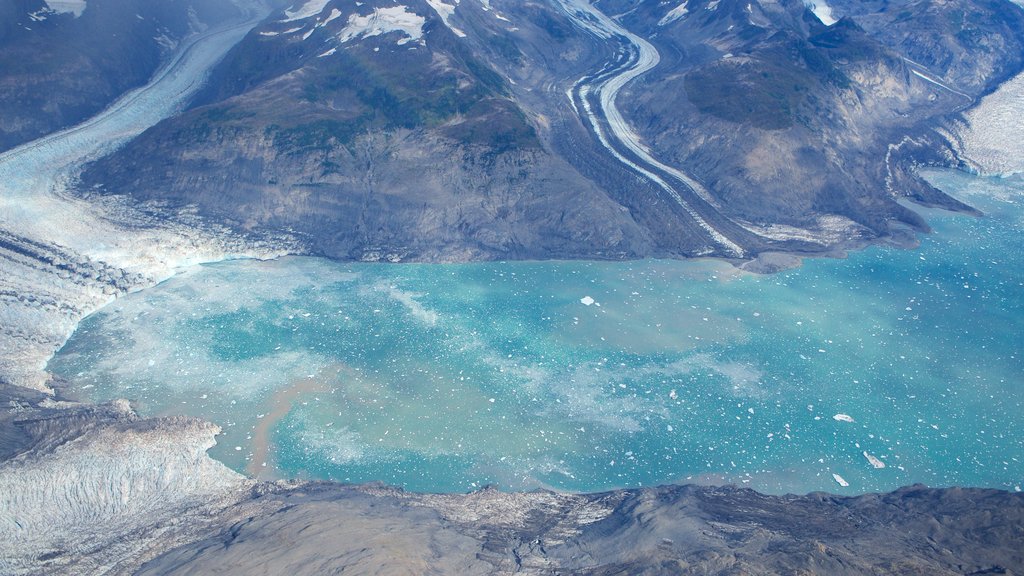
863;451;886;469
44;0;86;17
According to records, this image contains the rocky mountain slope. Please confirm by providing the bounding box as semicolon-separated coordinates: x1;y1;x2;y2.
140;482;1024;575
0;0;246;152
619;0;1024;236
81;0;655;262
78;0;1024;263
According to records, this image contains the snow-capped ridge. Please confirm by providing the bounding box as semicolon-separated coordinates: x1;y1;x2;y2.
337;6;426;46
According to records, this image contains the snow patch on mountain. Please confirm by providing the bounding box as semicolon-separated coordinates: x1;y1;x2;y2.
426;0;467;37
259;26;303;36
658;2;688;26
337;6;425;45
472;0;511;21
804;0;837;25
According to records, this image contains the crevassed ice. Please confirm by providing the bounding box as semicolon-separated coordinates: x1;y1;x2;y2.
804;0;837;25
952;72;1024;176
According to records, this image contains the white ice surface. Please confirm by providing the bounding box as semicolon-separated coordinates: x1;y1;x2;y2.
281;0;330;22
949;71;1024;175
0;409;250;574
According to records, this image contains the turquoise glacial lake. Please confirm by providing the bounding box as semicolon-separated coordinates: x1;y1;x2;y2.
50;169;1023;495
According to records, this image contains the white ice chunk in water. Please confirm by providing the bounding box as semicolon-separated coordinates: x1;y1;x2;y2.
832;473;849;487
863;451;886;469
580;296;595;306
833;413;855;423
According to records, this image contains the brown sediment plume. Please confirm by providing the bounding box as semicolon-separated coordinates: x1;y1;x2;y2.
247;362;354;478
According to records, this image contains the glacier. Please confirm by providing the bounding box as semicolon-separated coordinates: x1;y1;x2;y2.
0;0;295;393
946;71;1024;176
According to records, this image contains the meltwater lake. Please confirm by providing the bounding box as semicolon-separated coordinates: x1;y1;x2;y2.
50;169;1023;495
